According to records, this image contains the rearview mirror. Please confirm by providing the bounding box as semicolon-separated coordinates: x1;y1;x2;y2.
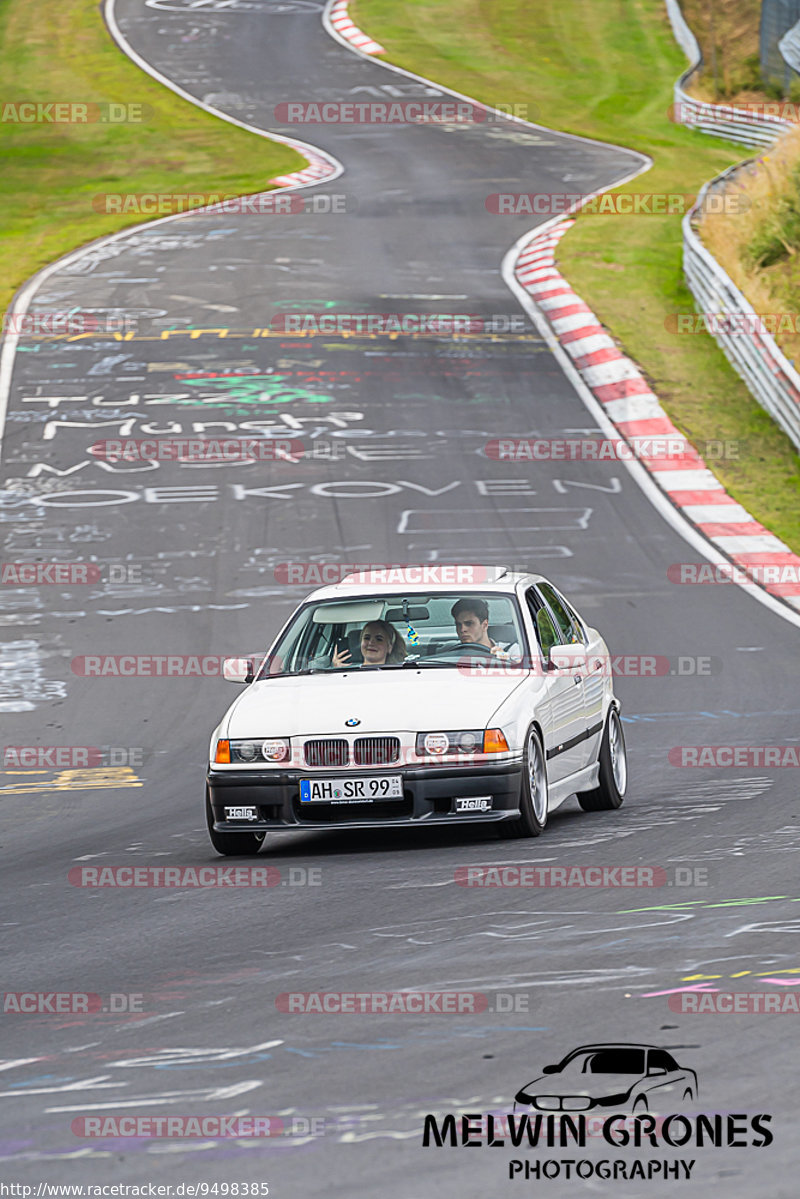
223;656;254;683
542;1064;559;1075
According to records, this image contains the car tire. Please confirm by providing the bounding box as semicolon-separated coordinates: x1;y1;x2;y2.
500;725;548;838
205;788;266;856
577;707;627;812
632;1095;648;1113
683;1088;694;1102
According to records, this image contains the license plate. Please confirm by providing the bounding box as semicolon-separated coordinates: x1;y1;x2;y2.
299;774;404;803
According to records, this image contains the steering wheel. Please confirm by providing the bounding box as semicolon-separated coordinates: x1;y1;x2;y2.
427;642;495;657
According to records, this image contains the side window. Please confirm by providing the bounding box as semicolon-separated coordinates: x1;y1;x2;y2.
539;583;583;644
526;588;559;657
648;1050;675;1073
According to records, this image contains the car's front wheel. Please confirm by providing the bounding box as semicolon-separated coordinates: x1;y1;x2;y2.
205;788;266;856
500;725;548;838
577;707;627;812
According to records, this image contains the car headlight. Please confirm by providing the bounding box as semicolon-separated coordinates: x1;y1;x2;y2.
216;738;290;764
415;729;509;755
416;729;483;755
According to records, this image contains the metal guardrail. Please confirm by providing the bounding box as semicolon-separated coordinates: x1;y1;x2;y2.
664;1;800;452
665;0;793;146
683;171;800;452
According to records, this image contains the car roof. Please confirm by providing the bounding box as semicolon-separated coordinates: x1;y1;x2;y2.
562;1043;660;1054
305;566;546;602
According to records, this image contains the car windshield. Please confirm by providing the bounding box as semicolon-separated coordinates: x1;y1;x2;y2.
257;593;528;678
569;1049;646;1075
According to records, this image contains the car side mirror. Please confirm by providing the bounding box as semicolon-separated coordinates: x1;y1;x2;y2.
548;644;587;672
223;656;254;683
648;1066;667;1076
542;1064;559;1075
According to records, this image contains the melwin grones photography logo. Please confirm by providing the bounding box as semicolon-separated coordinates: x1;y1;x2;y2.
421;1042;773;1183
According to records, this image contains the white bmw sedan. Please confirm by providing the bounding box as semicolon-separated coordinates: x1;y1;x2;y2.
205;567;627;855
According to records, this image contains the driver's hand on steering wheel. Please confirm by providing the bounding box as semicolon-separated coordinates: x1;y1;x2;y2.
490;645;510;659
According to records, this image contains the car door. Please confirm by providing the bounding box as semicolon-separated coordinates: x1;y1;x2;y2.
525;586;587;783
539;582;605;766
642;1048;687;1105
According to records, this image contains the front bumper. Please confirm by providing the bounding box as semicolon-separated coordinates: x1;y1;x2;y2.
206;760;523;831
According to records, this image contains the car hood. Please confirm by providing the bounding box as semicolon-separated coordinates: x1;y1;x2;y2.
222;667;529;738
519;1068;641;1100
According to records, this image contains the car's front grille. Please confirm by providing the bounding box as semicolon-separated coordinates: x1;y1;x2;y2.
353;736;400;766
304;738;349;768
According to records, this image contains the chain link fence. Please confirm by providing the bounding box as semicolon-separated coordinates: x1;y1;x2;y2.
761;0;800;89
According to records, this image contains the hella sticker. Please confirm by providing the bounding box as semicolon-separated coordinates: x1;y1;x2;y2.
454;797;493;812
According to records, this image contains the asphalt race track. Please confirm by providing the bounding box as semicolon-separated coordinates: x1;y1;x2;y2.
1;1;799;1194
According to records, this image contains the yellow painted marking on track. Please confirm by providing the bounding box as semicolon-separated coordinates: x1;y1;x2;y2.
21;329;542;344
0;767;142;794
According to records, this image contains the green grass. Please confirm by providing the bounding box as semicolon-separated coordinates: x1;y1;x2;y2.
0;0;303;316
353;0;800;553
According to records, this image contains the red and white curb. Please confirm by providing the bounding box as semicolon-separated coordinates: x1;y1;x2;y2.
103;0;342;196
269;142;339;188
514;218;800;612
327;0;385;55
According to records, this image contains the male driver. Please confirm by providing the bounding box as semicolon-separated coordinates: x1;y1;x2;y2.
450;597;519;659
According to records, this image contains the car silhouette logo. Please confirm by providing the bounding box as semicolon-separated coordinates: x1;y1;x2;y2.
514;1042;697;1114
344;718;361;727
